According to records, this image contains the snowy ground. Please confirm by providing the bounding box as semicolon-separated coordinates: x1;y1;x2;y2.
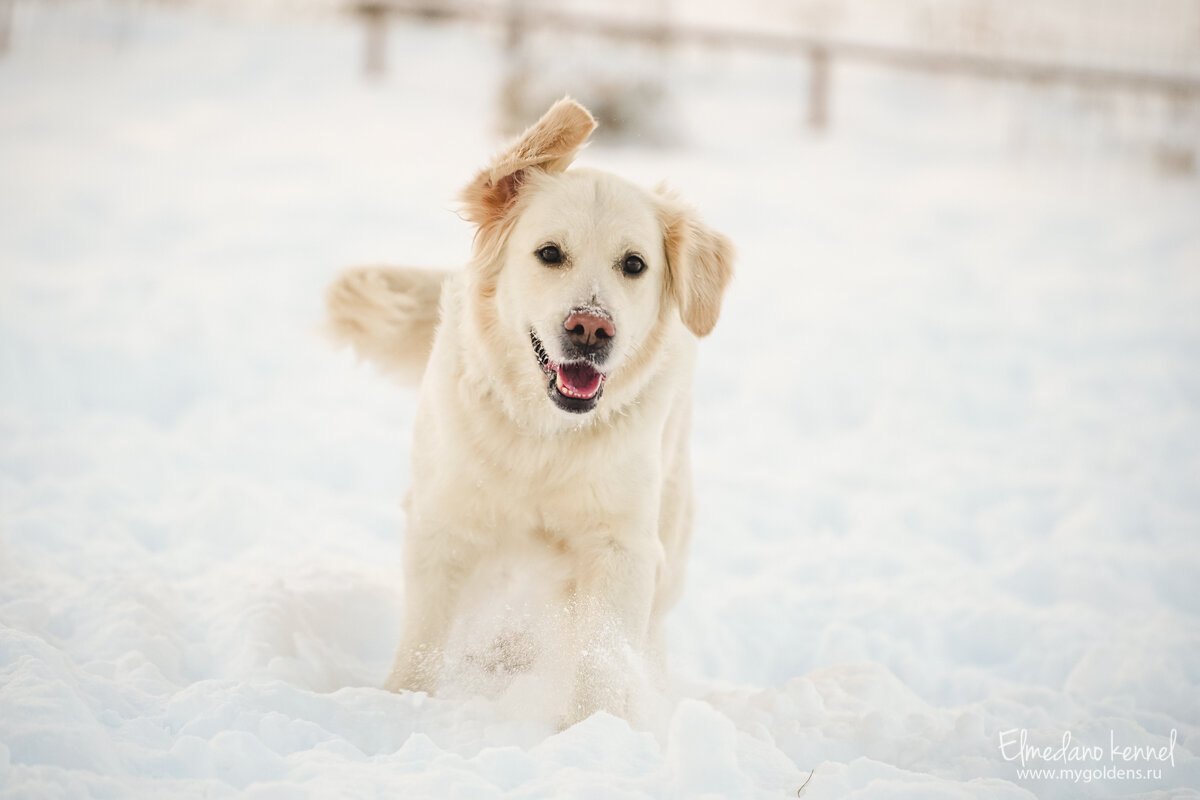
2;2;1200;798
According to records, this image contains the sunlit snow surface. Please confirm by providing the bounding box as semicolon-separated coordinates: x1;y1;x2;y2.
2;3;1199;798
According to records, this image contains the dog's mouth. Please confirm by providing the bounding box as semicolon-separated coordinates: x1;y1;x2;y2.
530;329;606;413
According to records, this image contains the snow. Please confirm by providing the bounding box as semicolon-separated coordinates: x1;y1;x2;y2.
2;1;1199;797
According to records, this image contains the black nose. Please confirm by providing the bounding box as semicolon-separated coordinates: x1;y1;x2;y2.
561;309;614;360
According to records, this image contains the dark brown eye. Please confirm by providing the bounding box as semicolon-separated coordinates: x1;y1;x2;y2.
537;244;563;265
622;254;646;276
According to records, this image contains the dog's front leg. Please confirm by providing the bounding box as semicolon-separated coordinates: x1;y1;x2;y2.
383;531;473;694
563;533;662;727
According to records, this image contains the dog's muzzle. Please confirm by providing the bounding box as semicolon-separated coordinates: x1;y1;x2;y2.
530;326;608;414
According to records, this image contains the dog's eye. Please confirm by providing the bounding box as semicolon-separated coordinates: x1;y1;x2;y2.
622;254;646;276
536;245;563;265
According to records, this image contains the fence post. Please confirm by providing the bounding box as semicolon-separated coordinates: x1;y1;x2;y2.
807;45;830;130
500;0;530;134
0;0;13;55
360;0;388;77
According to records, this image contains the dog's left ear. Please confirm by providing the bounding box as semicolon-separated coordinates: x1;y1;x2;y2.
658;191;735;338
460;98;597;235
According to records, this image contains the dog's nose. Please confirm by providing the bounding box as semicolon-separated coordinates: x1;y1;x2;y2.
563;310;615;349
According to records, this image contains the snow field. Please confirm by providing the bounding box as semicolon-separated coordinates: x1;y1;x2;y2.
2;2;1199;797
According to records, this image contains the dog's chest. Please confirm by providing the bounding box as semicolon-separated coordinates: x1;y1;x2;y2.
423;410;659;544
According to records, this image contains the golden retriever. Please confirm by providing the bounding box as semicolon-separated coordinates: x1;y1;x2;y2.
326;98;733;726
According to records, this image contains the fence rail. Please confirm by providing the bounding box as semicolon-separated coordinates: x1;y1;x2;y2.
352;0;1200;131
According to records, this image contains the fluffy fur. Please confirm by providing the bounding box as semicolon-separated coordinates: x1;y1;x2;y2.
326;265;448;382
326;98;734;726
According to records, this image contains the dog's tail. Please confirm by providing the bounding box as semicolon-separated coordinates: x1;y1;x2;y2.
325;266;450;383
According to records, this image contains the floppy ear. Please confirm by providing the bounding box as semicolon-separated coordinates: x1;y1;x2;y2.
460;97;597;235
658;192;735;338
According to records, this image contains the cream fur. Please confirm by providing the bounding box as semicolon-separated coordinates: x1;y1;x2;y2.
327;98;734;726
325;265;449;382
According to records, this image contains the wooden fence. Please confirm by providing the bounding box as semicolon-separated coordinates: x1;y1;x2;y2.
352;0;1200;133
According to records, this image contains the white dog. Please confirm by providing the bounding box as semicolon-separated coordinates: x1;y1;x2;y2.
326;98;733;725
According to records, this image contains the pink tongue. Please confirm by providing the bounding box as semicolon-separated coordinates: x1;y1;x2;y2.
556;362;603;399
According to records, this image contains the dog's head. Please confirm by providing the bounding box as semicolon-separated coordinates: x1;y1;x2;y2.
459;98;734;422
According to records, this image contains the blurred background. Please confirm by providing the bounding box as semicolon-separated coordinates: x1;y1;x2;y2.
3;0;1199;164
1;1;1199;796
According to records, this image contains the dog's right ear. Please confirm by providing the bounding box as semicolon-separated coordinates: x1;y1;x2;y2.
460;98;597;237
